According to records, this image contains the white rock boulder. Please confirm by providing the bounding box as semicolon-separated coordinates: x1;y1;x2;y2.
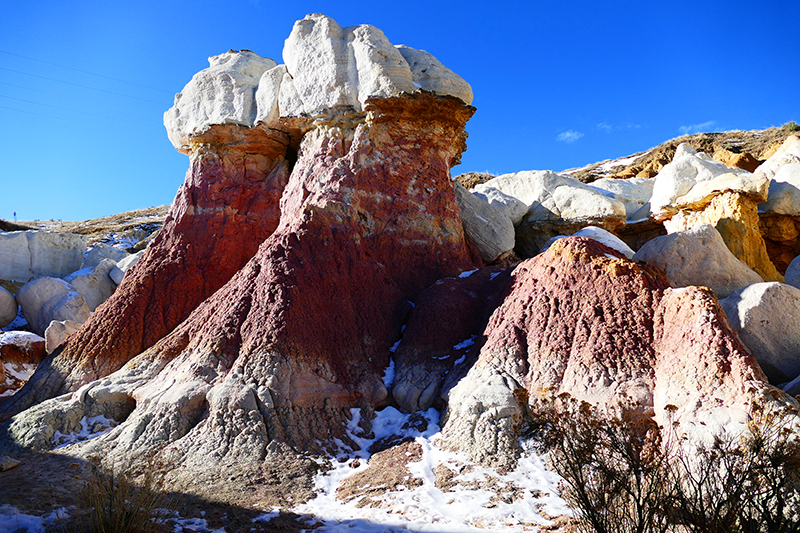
82;242;129;268
44;319;82;354
754;135;800;180
63;259;117;311
650;144;751;220
469;186;528;226
0;231;86;283
0;286;16;329
633;224;762;298
758;163;800;215
545;226;635;259
720;282;800;383
786;255;800;290
16;277;91;336
453;182;515;263
109;250;145;286
589;177;655;219
164;50;277;151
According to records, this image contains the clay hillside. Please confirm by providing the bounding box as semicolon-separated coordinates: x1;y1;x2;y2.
2;13;800;533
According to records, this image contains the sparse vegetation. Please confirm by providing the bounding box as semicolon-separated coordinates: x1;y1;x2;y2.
783;121;800;132
62;458;174;533
535;396;800;533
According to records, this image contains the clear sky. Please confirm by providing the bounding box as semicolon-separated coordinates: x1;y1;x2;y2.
2;0;798;222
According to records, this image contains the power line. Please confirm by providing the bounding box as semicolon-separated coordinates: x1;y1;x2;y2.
0;104;163;138
0;80;158;117
0;94;158;128
0;66;168;105
0;49;174;95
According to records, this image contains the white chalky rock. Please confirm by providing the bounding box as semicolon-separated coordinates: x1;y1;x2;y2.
16;277;90;336
44;319;81;354
786;255;800;290
0;231;87;283
453;182;515;263
754;135;800;180
589;177;655;219
470;186;528;226
64;259;117;311
395;45;473;105
82;242;129;269
758;163;800;215
545;226;635;259
109;250;145;286
164;50;277;151
477;170;627;222
0;286;16;329
720;282;800;383
650;143;750;220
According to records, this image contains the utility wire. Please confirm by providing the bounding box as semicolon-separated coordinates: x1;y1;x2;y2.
0;66;167;105
0;94;157;128
0;49;174;95
0;80;158;117
0;104;162;138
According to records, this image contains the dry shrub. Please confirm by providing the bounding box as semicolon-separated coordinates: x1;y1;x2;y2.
535;395;800;533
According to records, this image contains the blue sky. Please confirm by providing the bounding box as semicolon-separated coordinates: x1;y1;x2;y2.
2;1;798;221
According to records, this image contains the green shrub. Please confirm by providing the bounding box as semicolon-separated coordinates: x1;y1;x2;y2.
782;121;800;132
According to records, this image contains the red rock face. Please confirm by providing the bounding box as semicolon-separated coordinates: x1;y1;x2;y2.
440;237;779;468
105;93;480;454
0;128;291;418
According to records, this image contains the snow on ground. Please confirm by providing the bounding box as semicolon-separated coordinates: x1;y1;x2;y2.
51;414;118;449
0;505;68;533
1;307;28;332
282;407;570;532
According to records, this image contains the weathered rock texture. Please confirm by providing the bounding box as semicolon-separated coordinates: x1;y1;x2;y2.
439;238;785;470
0;91;478;506
0;231;86;284
757;136;800;272
453;183;515;263
633;224;762;298
392;267;511;413
63;259;117;311
1;108;292;418
0;287;15;329
720;282;800;384
16;278;90;336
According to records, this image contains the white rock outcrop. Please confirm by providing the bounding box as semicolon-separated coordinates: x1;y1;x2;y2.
633;224;762;298
0;286;16;329
109;250;145;286
63;259;117;311
469;186;528;226
758;163;800;215
650;144;751;220
720;282;800;383
164;51;277;150
44;319;82;355
754;135;800;180
786;255;800;290
82;243;129;269
477;170;627;223
0;231;87;283
16;277;91;336
453;182;515;263
166;14;473;147
589;177;655;219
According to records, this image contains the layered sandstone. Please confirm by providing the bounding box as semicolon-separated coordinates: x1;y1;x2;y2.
439;238;785;470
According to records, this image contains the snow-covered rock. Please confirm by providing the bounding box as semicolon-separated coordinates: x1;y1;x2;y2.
164;50;277;151
0;287;16;329
16;277;90;336
589;177;655;219
545;226;635;258
453;182;515;263
720;282;800;383
650;143;751;220
0;231;86;283
82;242;129;269
633;224;762;298
109;250;145;286
63;259;117;311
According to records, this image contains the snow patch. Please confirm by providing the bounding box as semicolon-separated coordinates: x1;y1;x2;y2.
52;415;118;449
291;407;569;532
0;505;69;533
458;269;478;278
453;335;477;350
382;359;395;388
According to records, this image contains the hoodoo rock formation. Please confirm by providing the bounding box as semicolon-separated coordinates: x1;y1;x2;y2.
1;54;293;419
0;14;479;502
